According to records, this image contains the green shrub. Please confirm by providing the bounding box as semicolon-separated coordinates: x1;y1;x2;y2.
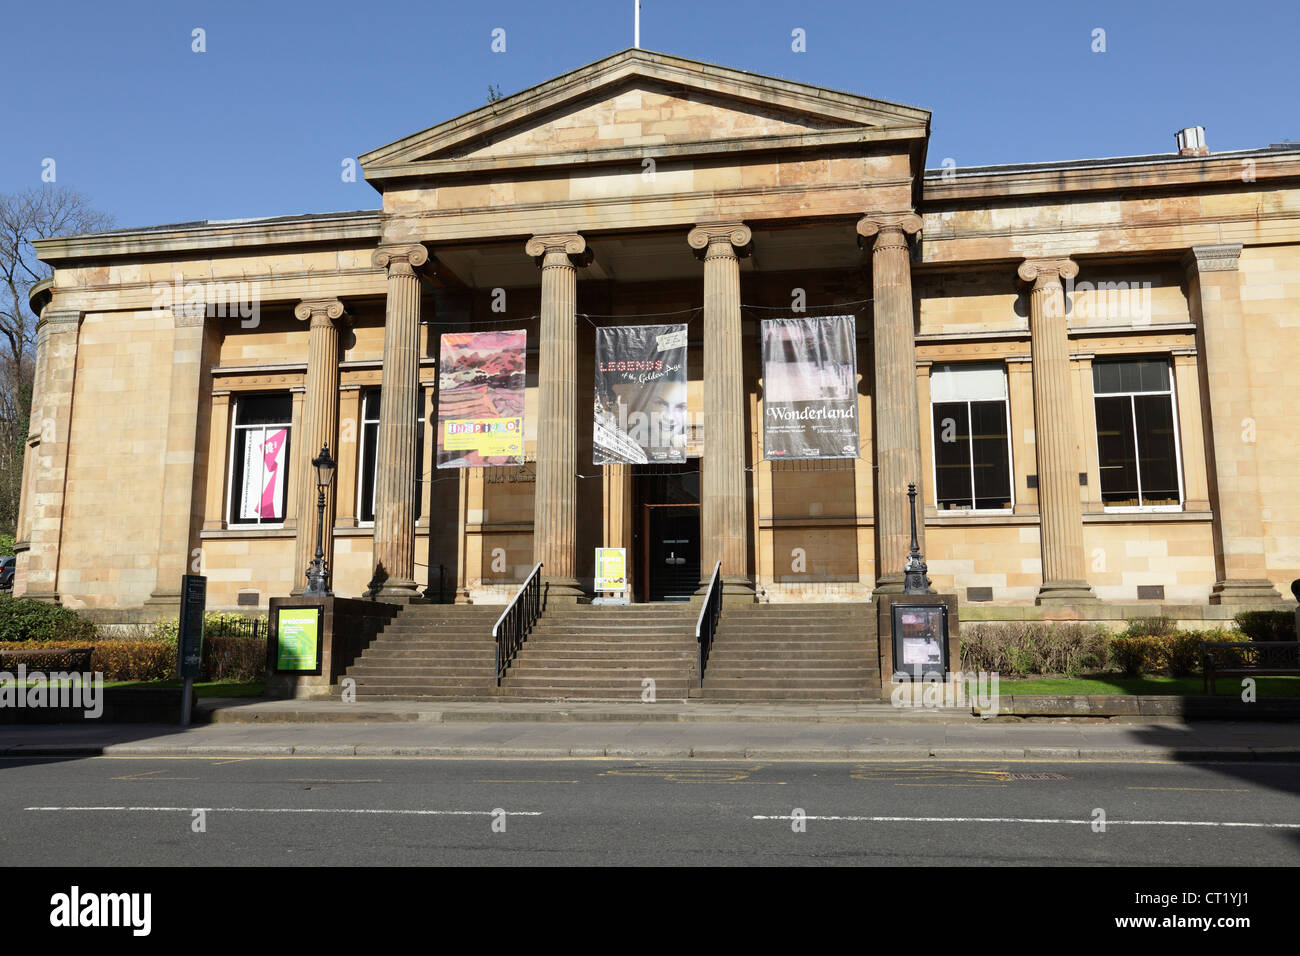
1162;633;1205;678
0;598;97;644
1122;616;1177;639
959;622;1111;677
0;533;15;557
1110;636;1162;677
1233;610;1296;642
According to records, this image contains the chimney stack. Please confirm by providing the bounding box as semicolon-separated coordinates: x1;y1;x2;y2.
1176;126;1209;157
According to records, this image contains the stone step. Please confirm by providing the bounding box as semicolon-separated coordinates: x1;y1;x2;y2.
350;674;497;688
702;676;870;689
497;687;688;700
359;647;496;659
696;688;880;701
351;687;500;699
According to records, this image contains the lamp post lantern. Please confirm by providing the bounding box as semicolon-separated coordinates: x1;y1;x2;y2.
304;442;336;597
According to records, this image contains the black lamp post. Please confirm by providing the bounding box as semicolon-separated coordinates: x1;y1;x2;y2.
903;482;933;595
304;442;336;597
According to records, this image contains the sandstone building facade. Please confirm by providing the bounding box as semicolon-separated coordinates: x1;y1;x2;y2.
14;50;1299;619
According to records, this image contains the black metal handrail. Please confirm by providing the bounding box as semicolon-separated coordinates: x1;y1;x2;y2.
493;562;543;684
695;561;722;687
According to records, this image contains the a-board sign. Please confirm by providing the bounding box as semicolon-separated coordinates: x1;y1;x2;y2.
177;574;206;679
891;603;950;680
273;605;323;673
595;548;628;592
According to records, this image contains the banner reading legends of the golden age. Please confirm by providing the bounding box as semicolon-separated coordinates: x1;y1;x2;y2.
436;330;526;468
593;324;689;465
761;315;859;461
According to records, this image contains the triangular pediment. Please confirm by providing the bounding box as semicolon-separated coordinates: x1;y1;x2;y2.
361;49;929;182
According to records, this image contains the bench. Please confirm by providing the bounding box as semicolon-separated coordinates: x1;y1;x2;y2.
1202;641;1300;694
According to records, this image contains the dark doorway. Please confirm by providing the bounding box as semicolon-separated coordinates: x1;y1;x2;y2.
636;467;700;602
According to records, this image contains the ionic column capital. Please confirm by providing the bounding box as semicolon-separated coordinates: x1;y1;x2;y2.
687;222;752;260
525;233;591;267
1017;257;1079;289
856;212;923;250
293;298;348;326
1182;244;1242;274
372;243;431;276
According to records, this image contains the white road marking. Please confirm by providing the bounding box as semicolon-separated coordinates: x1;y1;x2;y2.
753;814;1300;828
27;806;541;816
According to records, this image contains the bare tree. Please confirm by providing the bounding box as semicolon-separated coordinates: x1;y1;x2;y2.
0;188;115;537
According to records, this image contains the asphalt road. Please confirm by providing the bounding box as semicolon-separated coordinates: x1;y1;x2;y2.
2;755;1297;866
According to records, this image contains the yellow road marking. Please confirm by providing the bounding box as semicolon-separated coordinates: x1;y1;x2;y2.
1128;786;1249;792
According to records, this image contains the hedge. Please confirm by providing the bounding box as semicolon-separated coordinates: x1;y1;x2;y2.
959;622;1112;677
0;635;267;683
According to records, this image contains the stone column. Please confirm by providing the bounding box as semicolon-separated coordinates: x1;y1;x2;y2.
1018;258;1096;604
22;308;81;603
291;298;346;595
857;213;926;593
1183;245;1280;602
368;244;429;601
688;222;754;601
525;234;588;603
147;305;222;608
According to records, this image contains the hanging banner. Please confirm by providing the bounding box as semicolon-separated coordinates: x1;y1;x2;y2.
436;330;526;468
239;428;287;520
761;315;859;460
593;324;689;465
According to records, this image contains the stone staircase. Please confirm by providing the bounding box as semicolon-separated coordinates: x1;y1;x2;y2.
500;603;699;700
699;603;880;700
341;604;502;699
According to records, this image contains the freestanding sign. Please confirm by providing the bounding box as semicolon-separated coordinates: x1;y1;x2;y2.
593;547;630;605
891;603;950;680
273;605;323;673
177;574;206;725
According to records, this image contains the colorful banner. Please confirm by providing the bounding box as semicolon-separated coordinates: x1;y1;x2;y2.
761;316;859;460
436;330;526;468
593;324;689;465
238;427;287;520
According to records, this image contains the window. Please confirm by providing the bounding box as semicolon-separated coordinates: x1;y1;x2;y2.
228;394;292;525
930;364;1013;511
1093;358;1182;509
357;387;426;524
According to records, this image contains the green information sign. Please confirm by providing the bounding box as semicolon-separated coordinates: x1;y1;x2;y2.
275;606;322;672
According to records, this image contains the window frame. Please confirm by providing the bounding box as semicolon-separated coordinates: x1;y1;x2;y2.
356;386;427;527
226;392;292;529
928;364;1015;515
1092;357;1185;513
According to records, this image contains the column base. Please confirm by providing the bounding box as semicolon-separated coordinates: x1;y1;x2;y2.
541;578;586;606
365;578;424;604
454;588;473;605
872;573;905;596
1209;579;1283;604
1035;581;1099;605
143;589;182;610
697;575;755;606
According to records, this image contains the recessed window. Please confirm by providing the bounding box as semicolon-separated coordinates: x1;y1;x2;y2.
1093;358;1183;509
358;387;426;524
228;393;292;525
930;363;1013;511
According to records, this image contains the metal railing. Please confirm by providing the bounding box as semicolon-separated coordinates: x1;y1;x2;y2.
492;562;543;684
695;561;722;687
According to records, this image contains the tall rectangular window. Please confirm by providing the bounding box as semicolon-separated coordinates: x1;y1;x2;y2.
358;387;426;524
930;363;1013;511
1093;358;1182;509
228;393;292;525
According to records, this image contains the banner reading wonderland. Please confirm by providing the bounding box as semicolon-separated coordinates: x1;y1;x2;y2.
593;324;689;465
761;315;859;460
436;330;526;468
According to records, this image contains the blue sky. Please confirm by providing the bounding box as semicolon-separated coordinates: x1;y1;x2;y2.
4;0;1297;231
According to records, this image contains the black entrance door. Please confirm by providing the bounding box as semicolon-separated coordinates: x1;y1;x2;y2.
647;506;700;602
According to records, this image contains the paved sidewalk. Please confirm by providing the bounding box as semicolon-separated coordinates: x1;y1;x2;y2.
1;715;1297;760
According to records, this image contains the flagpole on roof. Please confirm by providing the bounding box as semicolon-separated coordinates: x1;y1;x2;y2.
634;0;641;48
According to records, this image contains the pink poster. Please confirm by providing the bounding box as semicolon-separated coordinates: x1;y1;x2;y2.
240;428;287;521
